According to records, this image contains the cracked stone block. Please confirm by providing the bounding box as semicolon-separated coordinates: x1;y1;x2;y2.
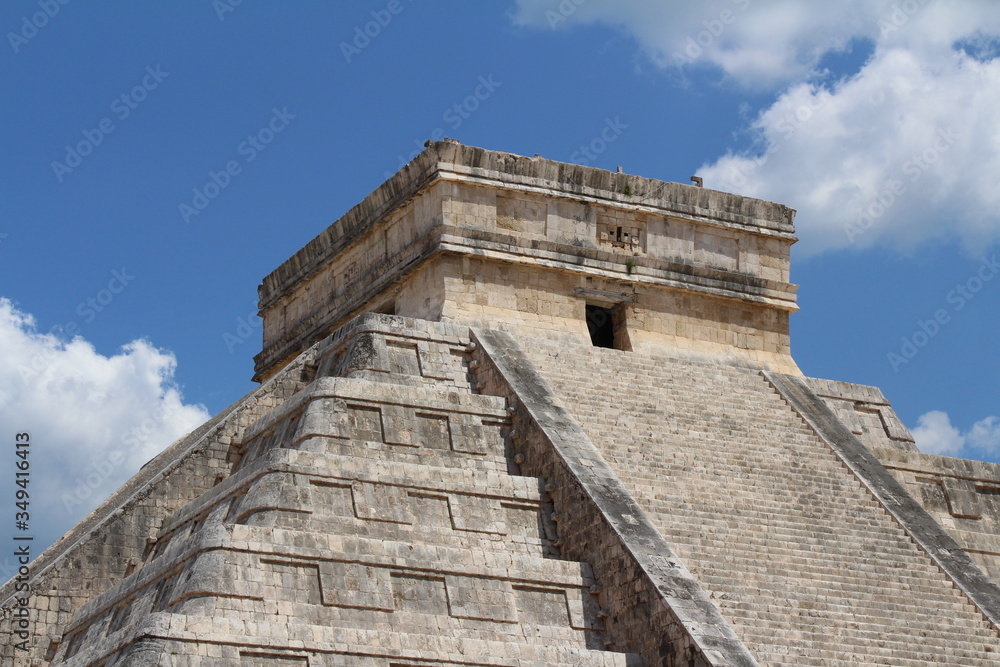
416;412;452;450
449;413;496;455
262;560;321;605
347;405;384;442
391;574;448;615
294;397;352;442
513;586;571;627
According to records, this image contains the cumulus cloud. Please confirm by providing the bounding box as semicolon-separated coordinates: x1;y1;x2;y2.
513;0;1000;88
513;0;1000;256
911;410;966;455
911;410;1000;458
512;0;880;86
968;415;1000;452
697;44;1000;255
0;298;210;553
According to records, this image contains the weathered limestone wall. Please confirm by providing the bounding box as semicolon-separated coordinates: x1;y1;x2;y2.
870;447;1000;582
437;253;792;368
442;180;791;284
48;316;640;667
0;347;315;664
472;329;757;666
439;254;590;345
254;141;800;382
804;377;918;452
394;257;446;323
800;378;1000;584
516;337;1000;664
255;182;445;380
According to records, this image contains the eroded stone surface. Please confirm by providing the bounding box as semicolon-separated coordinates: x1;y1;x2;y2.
254;141;800;382
5;142;1000;666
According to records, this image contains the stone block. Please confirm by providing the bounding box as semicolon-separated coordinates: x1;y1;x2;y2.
444;575;517;623
448;495;507;535
942;478;984;519
319;562;394;611
352;482;414;525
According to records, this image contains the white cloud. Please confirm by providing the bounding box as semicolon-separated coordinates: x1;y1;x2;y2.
911;410;966;456
513;0;881;87
513;1;1000;85
513;1;1000;255
911;410;1000;458
697;44;1000;255
0;298;210;551
968;415;1000;453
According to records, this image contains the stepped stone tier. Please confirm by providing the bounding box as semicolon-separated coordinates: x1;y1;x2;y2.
4;140;1000;666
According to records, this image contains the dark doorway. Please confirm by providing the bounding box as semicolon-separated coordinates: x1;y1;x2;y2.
586;305;615;348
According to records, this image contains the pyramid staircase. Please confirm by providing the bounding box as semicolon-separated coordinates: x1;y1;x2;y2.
49;316;638;666
523;339;1000;666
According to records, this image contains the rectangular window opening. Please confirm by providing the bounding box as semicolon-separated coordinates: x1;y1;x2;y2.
586;305;615;348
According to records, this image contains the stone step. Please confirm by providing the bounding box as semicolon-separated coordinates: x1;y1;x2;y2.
231;507;556;557
61;613;637;667
721;601;994;636
150;437;560;563
523;339;1000;663
62;522;604;659
235;375;511;474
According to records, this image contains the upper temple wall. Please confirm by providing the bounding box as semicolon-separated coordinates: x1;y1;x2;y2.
253;141;800;381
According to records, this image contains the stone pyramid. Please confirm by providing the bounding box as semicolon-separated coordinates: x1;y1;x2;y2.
4;141;1000;666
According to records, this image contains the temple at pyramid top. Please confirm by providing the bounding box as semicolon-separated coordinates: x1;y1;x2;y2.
254;139;800;381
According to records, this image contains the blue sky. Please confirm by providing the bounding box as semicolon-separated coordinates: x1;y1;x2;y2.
2;1;999;556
